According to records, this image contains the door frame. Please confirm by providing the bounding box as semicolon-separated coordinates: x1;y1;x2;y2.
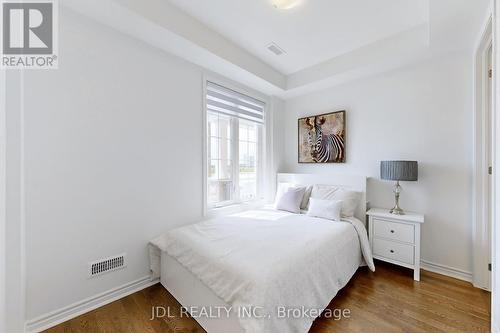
473;15;493;290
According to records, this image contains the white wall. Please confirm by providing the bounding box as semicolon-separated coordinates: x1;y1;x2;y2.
271;97;286;179
20;8;277;322
279;53;474;274
23;8;202;319
4;70;25;333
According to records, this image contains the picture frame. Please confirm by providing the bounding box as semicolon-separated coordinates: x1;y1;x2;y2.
298;110;346;163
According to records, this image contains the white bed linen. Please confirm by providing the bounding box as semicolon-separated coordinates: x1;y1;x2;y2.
149;208;374;333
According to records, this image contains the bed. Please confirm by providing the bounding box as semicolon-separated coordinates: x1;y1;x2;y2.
149;173;374;333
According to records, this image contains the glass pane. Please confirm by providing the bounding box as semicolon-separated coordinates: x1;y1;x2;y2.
248;125;257;142
207;113;218;137
209;180;232;203
239;141;248;164
239;173;256;201
219;159;232;181
208;159;218;179
219;180;233;202
239;124;248;141
219;139;231;161
206;111;236;206
208;180;233;204
210;137;219;160
218;116;231;139
208;160;233;204
248;143;257;168
239;145;257;201
238;119;259;202
208;181;219;204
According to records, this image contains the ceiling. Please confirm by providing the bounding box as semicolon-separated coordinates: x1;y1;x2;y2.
166;0;428;75
63;0;491;99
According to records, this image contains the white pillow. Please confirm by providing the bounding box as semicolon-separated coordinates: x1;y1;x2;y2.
275;187;306;214
307;198;342;221
275;183;311;209
310;185;360;217
274;182;292;204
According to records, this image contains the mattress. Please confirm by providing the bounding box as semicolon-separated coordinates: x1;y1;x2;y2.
150;207;374;333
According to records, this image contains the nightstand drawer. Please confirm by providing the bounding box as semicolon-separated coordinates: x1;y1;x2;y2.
373;218;414;243
373;238;414;265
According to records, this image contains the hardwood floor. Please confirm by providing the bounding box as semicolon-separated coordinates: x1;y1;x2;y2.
45;261;490;333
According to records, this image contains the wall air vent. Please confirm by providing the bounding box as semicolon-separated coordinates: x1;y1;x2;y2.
88;253;126;278
266;43;286;56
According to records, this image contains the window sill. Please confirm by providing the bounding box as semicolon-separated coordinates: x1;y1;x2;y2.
205;200;265;218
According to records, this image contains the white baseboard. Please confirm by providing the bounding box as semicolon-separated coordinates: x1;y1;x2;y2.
420;259;473;283
25;276;159;333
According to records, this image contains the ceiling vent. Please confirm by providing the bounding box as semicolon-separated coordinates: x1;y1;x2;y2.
88;253;126;278
266;43;286;56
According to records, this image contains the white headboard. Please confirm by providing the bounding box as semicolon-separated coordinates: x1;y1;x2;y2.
277;173;367;223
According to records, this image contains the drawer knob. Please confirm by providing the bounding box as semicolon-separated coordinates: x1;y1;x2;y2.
390;230;395;233
390;250;394;253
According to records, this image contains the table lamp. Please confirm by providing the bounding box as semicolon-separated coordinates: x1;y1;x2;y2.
380;161;418;215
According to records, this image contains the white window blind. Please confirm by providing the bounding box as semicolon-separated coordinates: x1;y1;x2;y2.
206;81;265;124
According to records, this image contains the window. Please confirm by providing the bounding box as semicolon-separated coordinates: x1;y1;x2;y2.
205;81;265;208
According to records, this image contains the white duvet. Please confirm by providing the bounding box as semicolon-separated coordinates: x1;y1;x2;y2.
149;208;374;333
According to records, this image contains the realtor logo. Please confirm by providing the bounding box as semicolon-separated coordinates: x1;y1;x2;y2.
1;0;58;69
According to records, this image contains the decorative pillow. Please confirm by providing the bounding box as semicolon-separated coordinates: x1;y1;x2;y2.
310;184;360;217
307;198;342;221
275;187;306;214
301;185;313;210
274;183;311;209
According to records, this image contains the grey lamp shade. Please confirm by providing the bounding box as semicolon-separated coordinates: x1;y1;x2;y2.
380;161;418;181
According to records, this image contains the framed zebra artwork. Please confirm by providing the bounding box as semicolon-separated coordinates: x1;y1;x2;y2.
298;110;346;163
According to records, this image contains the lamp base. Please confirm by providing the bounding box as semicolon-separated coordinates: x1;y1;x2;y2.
390;181;405;215
389;207;405;215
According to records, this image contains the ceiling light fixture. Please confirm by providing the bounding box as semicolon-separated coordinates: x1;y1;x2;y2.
272;0;302;10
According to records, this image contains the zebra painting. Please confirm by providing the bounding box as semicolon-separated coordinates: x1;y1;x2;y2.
298;111;346;163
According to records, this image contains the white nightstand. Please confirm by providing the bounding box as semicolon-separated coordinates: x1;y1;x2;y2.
367;208;425;281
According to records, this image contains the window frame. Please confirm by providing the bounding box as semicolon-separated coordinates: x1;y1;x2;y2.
202;76;267;215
